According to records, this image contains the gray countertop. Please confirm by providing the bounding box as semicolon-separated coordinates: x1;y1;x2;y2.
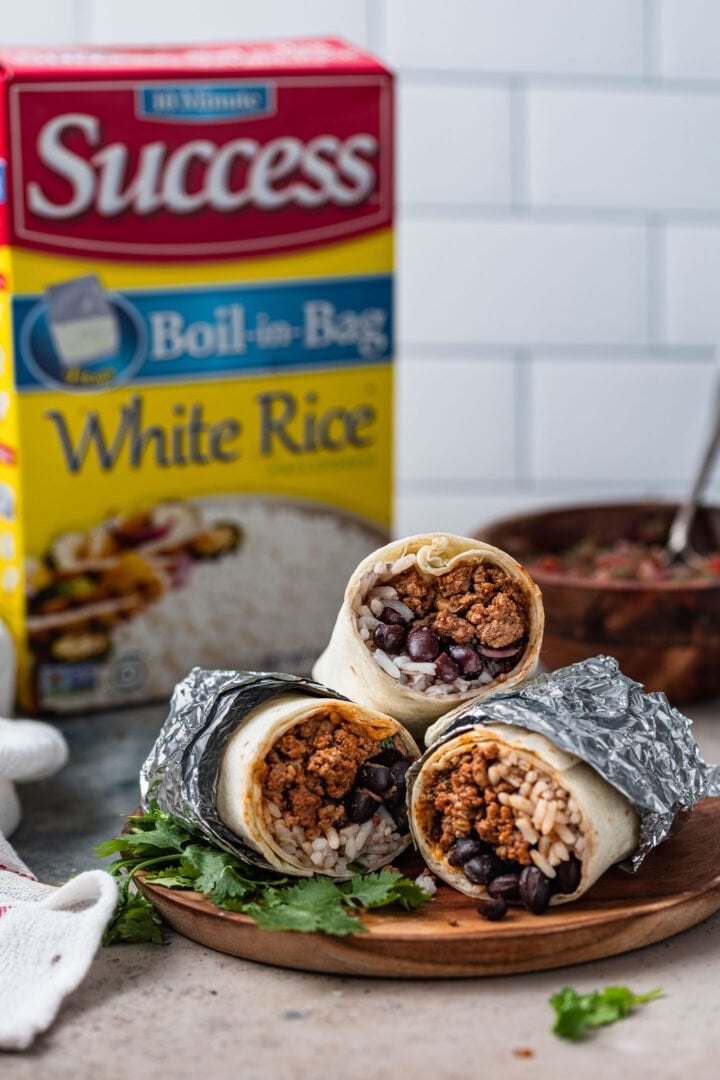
5;701;720;1080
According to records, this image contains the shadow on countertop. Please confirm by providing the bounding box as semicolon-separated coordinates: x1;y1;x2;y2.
11;704;167;882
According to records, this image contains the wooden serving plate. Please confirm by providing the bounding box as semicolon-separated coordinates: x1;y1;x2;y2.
136;798;720;978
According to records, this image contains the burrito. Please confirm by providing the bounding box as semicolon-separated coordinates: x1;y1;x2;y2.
141;670;419;880
409;721;640;911
312;533;544;734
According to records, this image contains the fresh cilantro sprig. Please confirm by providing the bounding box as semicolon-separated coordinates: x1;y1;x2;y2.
96;803;431;945
550;986;662;1040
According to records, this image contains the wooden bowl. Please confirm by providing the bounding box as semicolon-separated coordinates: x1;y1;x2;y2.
478;502;720;704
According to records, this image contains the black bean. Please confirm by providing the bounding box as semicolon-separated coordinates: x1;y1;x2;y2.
385;783;406;810
370;745;403;767
499;859;523;876
463;853;502;886
554;855;582;895
447;837;484;866
477;897;508;922
406;625;441;662
519;865;552;914
346;789;380;824
487;874;521;902
380;605;407;626
389;758;412;786
374;622;406;654
484;655;517;678
448;644;483;677
356;762;392;795
391;806;409;833
435;652;460;683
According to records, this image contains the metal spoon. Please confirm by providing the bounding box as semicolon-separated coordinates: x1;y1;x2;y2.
663;372;720;567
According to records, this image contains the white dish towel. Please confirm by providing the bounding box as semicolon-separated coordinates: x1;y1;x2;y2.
0;717;118;1051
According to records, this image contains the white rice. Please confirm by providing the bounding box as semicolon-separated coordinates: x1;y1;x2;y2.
414;872;437;896
100;498;385;703
262;795;404;875
430;746;584;881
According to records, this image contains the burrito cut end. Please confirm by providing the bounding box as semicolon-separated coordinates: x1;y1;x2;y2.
217;695;420;879
410;726;639;908
313;533;544;730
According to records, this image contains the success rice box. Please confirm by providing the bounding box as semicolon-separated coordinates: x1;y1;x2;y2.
0;38;394;713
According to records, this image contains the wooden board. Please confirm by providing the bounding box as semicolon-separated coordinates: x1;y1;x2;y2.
136;798;720;979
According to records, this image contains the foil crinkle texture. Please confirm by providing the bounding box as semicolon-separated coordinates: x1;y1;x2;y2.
428;655;720;870
139;667;346;866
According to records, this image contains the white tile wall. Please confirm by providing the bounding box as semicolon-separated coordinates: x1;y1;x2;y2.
396;358;515;482
383;0;645;77
84;1;370;46
0;2;81;44
657;0;720;81
399;220;647;345
530;357;718;484
399;85;512;206
395;484;675;539
2;0;720;539
665;226;720;345
529;89;720;211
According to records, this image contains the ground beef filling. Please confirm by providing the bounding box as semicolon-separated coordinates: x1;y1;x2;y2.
417;743;586;905
262;712;412;842
356;556;530;696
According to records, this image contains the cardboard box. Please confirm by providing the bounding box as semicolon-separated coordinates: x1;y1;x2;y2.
0;38;393;712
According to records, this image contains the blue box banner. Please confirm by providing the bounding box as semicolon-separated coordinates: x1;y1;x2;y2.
12;274;393;394
136;82;274;122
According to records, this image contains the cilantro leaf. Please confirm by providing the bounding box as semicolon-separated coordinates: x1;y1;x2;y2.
550;986;662;1040
95;809;193;861
383;875;432;911
97;804;433;944
103;882;164;946
342;868;429;911
180;845;258;903
142;868;198;889
250;878;364;935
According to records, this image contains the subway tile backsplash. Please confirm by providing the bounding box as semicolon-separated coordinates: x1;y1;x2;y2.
3;0;718;540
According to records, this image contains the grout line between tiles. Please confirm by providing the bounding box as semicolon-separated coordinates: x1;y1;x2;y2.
643;0;661;78
513;350;532;484
509;80;528;206
365;0;384;55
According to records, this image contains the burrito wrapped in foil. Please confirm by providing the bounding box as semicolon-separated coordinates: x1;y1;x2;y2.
140;669;419;880
409;656;720;908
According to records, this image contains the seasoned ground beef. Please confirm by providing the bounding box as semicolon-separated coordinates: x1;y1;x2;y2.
467;592;527;648
393;565;437;616
376;557;529;668
418;744;533;865
436;562;473;597
262;710;379;837
432;609;477;644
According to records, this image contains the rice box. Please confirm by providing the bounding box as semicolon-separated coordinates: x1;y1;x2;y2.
0;38;394;713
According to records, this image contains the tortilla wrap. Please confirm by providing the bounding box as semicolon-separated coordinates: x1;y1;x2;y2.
409;722;639;904
216;692;419;879
312;533;544;737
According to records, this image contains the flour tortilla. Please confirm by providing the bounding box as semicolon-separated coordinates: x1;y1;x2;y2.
409;722;639;904
216;692;418;879
312;533;544;738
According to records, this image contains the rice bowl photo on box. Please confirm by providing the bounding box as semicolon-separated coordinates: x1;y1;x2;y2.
26;495;388;711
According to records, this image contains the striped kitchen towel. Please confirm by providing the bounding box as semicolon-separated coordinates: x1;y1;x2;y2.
0;718;117;1051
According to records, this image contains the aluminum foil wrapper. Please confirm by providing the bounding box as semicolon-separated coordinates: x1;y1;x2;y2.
422;655;720;871
139;668;347;866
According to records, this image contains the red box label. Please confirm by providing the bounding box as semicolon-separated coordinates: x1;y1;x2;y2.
8;76;392;261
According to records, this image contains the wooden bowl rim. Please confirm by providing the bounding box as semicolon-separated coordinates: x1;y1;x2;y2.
477;500;720;594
